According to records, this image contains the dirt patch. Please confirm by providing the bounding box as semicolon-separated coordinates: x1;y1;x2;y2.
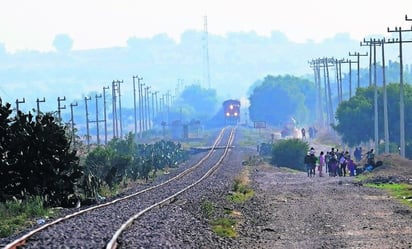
233;163;412;249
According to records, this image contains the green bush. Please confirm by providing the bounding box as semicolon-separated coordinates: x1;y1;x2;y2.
200;200;214;219
271;138;309;171
211;218;237;237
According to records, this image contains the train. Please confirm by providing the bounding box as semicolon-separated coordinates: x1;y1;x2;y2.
222;99;241;124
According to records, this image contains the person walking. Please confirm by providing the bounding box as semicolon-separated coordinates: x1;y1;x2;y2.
329;148;338;177
301;128;306;140
309;150;317;177
318;151;325;177
304;152;312;177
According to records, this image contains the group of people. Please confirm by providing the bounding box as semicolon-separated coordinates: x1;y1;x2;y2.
301;127;318;140
304;147;360;177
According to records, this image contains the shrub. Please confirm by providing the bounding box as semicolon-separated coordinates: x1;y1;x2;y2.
271;138;309;171
211;218;237;237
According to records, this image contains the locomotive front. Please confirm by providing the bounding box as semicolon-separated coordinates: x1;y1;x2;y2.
223;99;240;124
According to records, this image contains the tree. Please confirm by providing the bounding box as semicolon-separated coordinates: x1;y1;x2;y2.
174;84;219;122
248;75;315;126
334;83;412;157
0;100;82;207
334;92;373;146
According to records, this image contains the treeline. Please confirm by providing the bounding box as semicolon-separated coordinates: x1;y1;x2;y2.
335;83;412;157
0;99;187;207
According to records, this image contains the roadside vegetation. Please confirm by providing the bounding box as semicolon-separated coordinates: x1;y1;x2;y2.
0;197;53;237
0;99;189;238
366;183;412;209
207;168;254;238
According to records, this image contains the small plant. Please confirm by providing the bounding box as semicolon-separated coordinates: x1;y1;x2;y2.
200;200;214;219
211;217;237;238
227;173;254;203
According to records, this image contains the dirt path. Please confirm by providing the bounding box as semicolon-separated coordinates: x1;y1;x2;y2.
235;166;412;249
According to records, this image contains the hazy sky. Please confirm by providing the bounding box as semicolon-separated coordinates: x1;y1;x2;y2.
1;0;412;52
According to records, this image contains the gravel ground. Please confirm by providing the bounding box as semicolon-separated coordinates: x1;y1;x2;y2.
121;132;412;249
2;128;412;249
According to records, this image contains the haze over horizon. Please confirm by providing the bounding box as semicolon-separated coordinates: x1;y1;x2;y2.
1;0;412;52
1;0;412;117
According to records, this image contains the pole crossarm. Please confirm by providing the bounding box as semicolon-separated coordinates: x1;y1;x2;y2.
15;98;25;112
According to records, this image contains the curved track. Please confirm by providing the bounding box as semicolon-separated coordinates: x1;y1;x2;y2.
3;126;236;249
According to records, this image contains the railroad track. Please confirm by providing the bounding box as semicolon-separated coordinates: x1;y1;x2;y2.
3;126;236;249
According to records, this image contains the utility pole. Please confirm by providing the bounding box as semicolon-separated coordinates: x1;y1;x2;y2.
152;91;158;127
95;94;102;145
116;80;124;138
361;38;381;154
57;96;66;121
70;102;78;145
15;98;25;113
154;91;159;120
203;16;211;89
103;86;109;145
309;57;334;128
145;86;151;132
84;96;91;147
360;40;373;87
166;90;171;126
380;38;389;154
348;51;368;90
326;58;335;127
132;75;138;141
36;97;45;116
387;23;412;157
112;80;117;139
337;58;357;101
139;79;144;138
335;59;343;103
309;59;324;127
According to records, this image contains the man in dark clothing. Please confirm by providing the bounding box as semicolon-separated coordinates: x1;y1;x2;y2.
304;152;312;177
309;152;317;177
367;149;375;166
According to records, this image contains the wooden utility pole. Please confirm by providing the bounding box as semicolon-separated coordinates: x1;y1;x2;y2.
116;80;124;138
112;80;117;139
103;86;109;145
95;94;102;145
70;102;78;144
15;98;25;113
348;52;368;90
380;38;389;154
309;59;324;127
36;97;45;116
84;96;91;147
57;96;66;121
361;39;381;154
132;75;138;141
138;79;144;138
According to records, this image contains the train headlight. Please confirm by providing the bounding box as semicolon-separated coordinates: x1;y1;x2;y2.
229;104;234;110
226;112;230;117
234;112;238;116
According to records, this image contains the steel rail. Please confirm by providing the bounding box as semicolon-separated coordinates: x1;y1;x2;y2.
3;127;229;249
106;127;236;249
